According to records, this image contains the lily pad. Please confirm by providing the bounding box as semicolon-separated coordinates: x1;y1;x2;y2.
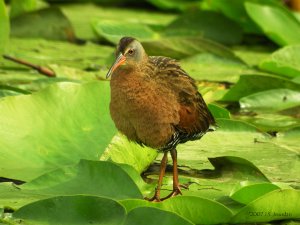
238;113;300;132
164;11;242;45
124;206;193;225
222;74;300;102
208;104;231;119
142;37;241;60
0;81;116;181
93;20;158;44
60;3;175;40
260;45;300;78
208;0;261;33
231;189;300;223
240;89;300;112
14;195;126;225
11;7;75;42
22;160;143;200
245;2;300;46
4;38;113;71
121;196;233;225
101;133;157;174
230;182;280;204
180;53;248;83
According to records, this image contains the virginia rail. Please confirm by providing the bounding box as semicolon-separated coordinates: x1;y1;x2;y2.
106;37;215;201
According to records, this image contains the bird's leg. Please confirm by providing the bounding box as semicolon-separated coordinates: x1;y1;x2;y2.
145;151;168;202
161;148;182;200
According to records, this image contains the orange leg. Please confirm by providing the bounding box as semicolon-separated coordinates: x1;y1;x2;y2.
161;148;182;200
145;151;168;202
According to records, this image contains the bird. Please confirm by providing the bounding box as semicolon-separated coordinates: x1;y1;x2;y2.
106;37;216;201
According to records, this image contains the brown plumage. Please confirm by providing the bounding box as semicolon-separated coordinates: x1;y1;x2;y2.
107;37;215;201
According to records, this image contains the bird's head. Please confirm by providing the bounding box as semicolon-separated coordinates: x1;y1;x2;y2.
106;37;147;78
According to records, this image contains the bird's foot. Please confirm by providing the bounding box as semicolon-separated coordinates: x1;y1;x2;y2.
144;188;162;202
160;187;182;201
144;195;161;202
145;183;189;202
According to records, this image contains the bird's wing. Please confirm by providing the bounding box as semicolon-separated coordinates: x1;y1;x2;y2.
148;56;215;136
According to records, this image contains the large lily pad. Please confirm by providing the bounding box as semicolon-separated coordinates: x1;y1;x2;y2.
22;160;143;200
0;81;116;181
121;196;232;225
245;2;300;46
14;195;126;225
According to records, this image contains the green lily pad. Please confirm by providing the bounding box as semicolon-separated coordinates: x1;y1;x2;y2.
161;196;232;224
121;196;232;225
175;118;299;191
148;0;200;12
124;206;193;225
222;74;300;102
208;0;261;33
240;89;300;112
230;182;280;204
60;3;175;40
11;7;75;41
22;160;143;200
245;2;300;46
208;103;231;119
231;189;300;223
164;11;242;45
238;113;300;132
4;38;113;71
142;37;241;60
93;20;158;44
14;195;126;225
0;182;45;210
273;126;300;154
101;133;157;174
0;81;116;181
180;53;248;83
9;0;41;18
260;45;300;78
233;45;274;67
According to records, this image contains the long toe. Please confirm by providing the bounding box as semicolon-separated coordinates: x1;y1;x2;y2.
160;187;182;201
144;195;161;202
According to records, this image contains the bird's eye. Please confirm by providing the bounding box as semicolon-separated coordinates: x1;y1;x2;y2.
127;49;134;56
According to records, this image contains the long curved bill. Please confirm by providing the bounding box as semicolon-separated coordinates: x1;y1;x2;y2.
106;53;126;79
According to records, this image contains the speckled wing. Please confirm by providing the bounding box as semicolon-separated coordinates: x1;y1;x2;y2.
148;56;216;150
